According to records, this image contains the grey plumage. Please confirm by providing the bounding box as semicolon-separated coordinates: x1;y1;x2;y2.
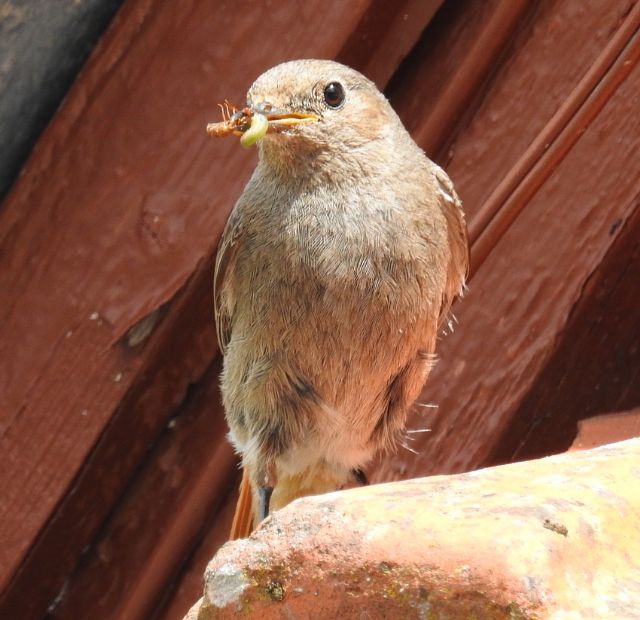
214;59;468;519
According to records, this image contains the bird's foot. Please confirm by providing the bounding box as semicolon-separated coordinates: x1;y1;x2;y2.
258;485;274;521
352;468;369;486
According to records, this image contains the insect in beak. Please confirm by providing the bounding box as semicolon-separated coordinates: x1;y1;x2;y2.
206;103;319;148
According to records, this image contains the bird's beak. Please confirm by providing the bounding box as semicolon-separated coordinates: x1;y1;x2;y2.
244;104;319;134
242;108;318;147
262;110;320;130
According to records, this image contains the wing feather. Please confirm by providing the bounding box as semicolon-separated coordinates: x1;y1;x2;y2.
434;167;469;325
214;206;243;355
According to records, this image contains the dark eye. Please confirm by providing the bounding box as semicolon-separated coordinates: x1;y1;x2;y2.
323;82;345;108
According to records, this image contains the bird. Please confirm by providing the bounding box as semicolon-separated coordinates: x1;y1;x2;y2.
210;59;469;538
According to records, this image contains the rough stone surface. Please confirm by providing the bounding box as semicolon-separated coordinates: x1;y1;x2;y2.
186;439;640;619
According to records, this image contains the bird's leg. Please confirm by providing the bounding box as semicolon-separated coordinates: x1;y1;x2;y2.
258;486;273;521
352;468;369;486
257;459;278;522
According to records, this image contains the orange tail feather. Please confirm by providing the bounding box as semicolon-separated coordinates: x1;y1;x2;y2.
229;467;254;540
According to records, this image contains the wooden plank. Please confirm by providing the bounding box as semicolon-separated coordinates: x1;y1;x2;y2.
337;0;444;88
391;0;638;217
388;0;511;151
156;489;239;620
489;207;640;462
413;0;533;157
47;360;238;620
375;4;640;481
470;2;640;273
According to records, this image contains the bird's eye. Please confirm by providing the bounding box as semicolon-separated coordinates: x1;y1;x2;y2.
323;82;345;108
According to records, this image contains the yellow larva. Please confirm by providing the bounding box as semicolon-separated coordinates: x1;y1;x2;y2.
240;113;269;148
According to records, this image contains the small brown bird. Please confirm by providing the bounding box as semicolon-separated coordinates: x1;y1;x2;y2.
211;59;468;538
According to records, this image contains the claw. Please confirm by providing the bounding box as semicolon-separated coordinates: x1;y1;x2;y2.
258;486;274;521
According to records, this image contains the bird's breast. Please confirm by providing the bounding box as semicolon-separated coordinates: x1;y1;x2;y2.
233;173;447;358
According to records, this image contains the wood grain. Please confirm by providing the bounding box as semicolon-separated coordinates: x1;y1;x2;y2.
490;207;640;463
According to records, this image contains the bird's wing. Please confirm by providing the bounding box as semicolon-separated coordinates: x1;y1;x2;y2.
215;207;258;538
434;167;469;326
214;205;243;355
370;168;469;453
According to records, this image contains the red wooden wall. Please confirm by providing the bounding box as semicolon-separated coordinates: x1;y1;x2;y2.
1;1;638;618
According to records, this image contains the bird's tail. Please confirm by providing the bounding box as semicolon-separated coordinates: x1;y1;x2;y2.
229;468;254;540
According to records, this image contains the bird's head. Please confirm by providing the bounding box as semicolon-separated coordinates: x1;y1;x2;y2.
245;59;407;177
